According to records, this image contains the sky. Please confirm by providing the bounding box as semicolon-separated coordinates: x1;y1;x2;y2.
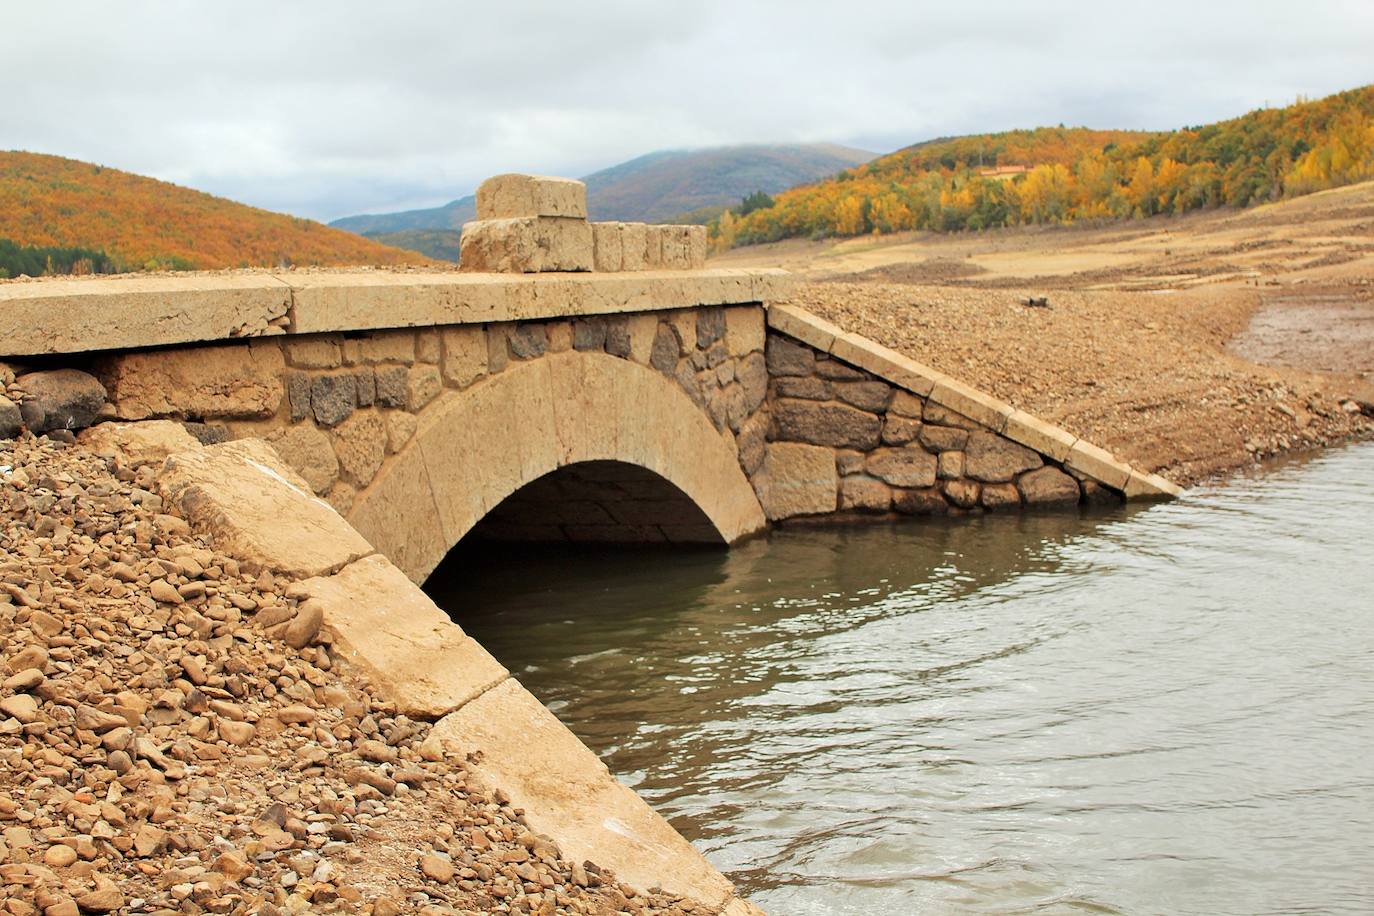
5;1;1371;223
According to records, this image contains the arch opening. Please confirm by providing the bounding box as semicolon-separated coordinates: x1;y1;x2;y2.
463;459;726;546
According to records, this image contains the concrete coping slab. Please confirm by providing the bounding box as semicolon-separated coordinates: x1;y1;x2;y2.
765;303;1182;500
0;268;793;357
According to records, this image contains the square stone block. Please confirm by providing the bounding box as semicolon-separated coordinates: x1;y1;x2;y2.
591;222;624;272
459;217;593;273
475;173;587;220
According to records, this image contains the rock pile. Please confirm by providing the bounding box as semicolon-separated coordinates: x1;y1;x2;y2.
0;431;710;915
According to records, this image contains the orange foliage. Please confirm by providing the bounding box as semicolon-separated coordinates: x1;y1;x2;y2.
0;152;432;271
724;86;1374;245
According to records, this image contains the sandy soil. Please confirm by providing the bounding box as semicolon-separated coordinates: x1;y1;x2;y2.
718;181;1374;486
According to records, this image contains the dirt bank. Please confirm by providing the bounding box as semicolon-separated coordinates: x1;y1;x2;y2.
721;181;1374;485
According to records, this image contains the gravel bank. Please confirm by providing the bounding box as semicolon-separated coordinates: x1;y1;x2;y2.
792;280;1374;485
0;433;706;915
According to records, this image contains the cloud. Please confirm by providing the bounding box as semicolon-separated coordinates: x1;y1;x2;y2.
4;0;1370;220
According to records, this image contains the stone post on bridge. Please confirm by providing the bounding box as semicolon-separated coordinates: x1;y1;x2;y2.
458;173;706;273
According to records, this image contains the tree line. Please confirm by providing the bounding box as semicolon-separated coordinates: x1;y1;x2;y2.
714;86;1374;248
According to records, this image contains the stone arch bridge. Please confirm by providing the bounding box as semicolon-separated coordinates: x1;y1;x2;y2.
0;174;1179;913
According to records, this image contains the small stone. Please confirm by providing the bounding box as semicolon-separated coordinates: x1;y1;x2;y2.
0;694;39;723
277;705;316;725
44;844;78;867
219;720;256;746
420;853;455;884
2;668;44;692
149;579;183;605
284;600;324;649
75;878;124;913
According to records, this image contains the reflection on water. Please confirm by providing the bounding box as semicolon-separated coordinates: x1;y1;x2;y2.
426;443;1374;915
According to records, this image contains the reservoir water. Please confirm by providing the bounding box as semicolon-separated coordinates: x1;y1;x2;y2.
427;442;1374;915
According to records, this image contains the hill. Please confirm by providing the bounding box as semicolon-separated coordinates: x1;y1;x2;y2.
721;86;1374;246
0;151;431;273
329;143;874;252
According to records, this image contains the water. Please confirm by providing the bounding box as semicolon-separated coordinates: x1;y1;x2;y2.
427;443;1374;915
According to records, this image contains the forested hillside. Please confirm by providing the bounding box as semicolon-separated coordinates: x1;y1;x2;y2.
720;86;1374;246
0;152;430;273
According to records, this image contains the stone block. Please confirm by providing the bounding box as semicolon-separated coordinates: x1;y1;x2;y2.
937;450;964;480
918;424;969;452
99;341;285;421
422;679;734;907
943;478;980;508
865;447;937;487
486;324;511;372
696;306;726;348
406;365;442;412
658;226;702;269
928;378;1012;433
385;411;417;454
284;336;342;369
77;420;202;466
1018;466;1080;506
644;224;666;267
353;368;376;407
286;371;311;422
627;313;659;363
765;335;816;377
1064;440;1131;491
981;482;1022;510
882;414;921;445
736;412;768;476
545;320;573;352
775;376;831;400
14;368;107;433
264;424;339;496
159;438;372;579
834;380;893;412
310;373;357;427
415;329;440;363
923;401;980;430
965;431;1043;482
839;476;891;512
299;555;508;719
353;330;415;365
591;222;623;271
893;487;948;515
374;365;408;408
758;442;836;520
765;303;842;354
508;324;547;359
332;410;387;488
459;216;593;273
0;395;19;439
619;222;649;270
475;173;588;220
815;358;868;381
1003;410;1077;463
649;324;681;374
890;391;925;418
0;274;292;357
724;306;765;356
738;352;768;413
1123;469;1183;500
573;316;608;351
770;399;882;450
605;318;632;358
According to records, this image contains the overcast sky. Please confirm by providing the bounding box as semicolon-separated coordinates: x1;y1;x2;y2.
6;1;1371;222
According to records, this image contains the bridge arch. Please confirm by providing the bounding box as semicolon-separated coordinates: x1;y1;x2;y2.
346;350;768;582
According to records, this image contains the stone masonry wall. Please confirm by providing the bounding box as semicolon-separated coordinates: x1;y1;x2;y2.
91;306;772;527
751;331;1117;521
